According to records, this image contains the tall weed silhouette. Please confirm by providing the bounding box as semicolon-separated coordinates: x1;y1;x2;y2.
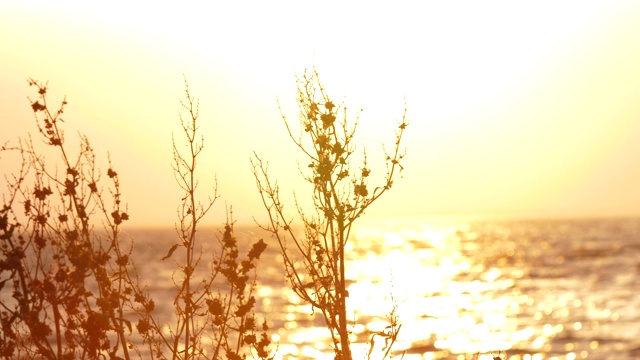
252;68;408;360
129;79;271;360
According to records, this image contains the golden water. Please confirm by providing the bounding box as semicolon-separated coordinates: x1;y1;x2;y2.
130;218;640;360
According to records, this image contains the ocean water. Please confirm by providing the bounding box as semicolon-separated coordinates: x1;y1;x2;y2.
126;218;640;360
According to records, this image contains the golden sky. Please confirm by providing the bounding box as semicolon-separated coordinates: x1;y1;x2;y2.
2;1;640;226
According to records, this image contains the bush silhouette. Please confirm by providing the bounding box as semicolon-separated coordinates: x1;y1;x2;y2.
252;68;409;360
0;79;134;359
0;79;271;360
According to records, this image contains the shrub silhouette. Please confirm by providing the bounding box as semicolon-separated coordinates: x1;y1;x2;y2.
0;79;134;359
0;79;271;360
252;68;408;360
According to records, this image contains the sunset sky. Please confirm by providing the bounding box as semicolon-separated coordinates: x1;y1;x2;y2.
2;1;640;227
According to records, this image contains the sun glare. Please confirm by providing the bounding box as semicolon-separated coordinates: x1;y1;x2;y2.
3;2;640;224
331;220;582;358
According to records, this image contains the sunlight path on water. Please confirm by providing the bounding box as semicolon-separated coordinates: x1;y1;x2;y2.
344;221;529;358
260;219;557;359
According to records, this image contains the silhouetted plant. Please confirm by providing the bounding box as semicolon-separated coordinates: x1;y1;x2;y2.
1;79;272;360
252;68;408;360
0;80;134;359
367;293;401;360
128;79;271;360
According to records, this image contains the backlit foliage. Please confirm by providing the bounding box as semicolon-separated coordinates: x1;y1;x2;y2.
118;79;272;360
0;80;133;359
252;68;408;360
0;79;271;360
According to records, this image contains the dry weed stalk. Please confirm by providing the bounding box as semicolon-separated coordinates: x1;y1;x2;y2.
252;68;408;360
129;79;271;360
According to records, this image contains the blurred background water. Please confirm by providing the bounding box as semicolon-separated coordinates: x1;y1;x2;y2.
128;217;640;360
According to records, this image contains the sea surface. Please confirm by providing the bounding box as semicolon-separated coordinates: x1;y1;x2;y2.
126;217;640;360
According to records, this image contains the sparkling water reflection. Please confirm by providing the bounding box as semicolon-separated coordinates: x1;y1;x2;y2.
129;218;640;359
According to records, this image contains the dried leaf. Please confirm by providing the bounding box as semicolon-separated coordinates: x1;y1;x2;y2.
161;243;179;261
